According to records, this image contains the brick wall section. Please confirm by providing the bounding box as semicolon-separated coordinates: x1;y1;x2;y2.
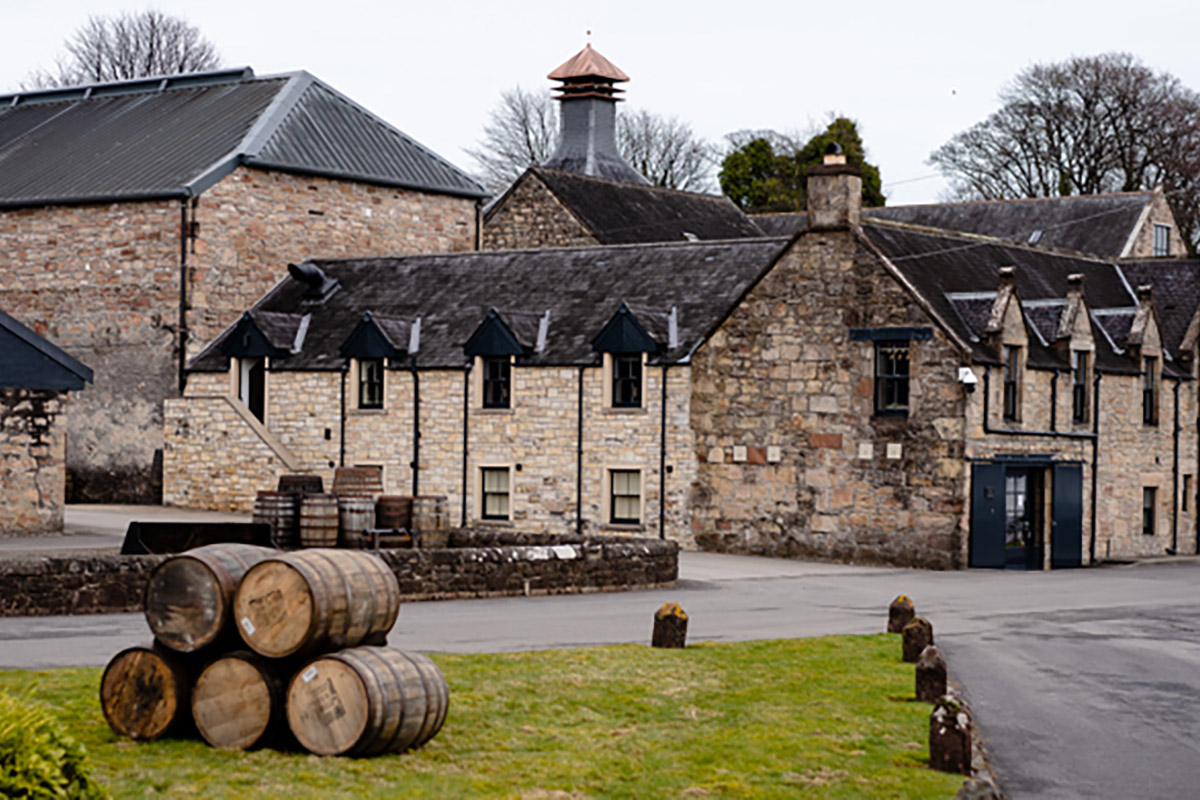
688;230;970;569
0;389;67;536
0;534;677;616
0;167;477;503
166;362;698;543
482;172;598;250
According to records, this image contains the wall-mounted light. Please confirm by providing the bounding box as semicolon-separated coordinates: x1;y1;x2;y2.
957;367;978;394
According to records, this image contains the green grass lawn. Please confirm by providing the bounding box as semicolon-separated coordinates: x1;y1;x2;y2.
0;635;963;798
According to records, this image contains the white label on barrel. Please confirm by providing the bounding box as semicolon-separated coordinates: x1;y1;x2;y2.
302;666;319;683
240;616;256;636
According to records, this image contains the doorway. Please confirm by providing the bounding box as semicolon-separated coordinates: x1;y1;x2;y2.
1004;468;1042;570
971;461;1082;569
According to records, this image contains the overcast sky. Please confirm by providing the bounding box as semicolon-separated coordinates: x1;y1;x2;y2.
5;1;1200;205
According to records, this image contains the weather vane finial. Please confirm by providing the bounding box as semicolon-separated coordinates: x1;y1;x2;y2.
586;29;592;44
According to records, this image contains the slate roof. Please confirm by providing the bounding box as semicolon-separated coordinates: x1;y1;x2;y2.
189;238;791;372
501;167;764;245
0;309;93;391
753;192;1156;257
0;68;486;208
1118;259;1200;354
862;221;1157;374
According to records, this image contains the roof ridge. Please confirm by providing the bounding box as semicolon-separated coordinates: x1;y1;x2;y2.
0;67;258;107
874;190;1153;212
533;166;728;201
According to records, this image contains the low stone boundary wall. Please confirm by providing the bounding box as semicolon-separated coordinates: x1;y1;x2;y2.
0;532;679;617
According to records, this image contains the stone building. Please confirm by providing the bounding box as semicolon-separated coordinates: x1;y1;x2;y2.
753;187;1187;259
164;154;1200;569
0;309;92;535
483;45;759;249
0;67;486;502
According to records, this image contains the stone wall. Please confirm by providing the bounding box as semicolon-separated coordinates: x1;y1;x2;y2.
0;389;67;536
689;230;970;569
166;362;699;544
483;172;598;250
1127;189;1187;258
0;167;477;503
0;534;677;616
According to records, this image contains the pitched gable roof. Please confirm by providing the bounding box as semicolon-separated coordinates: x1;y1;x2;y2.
189;238;790;372
503;167;764;245
0;309;93;391
1118;259;1200;355
752;192;1157;257
0;68;486;208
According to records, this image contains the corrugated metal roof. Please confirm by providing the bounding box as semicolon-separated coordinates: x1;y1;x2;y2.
0;68;485;208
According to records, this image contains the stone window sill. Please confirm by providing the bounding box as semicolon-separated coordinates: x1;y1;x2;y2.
477;407;514;415
475;518;514;527
350;407;387;416
603;523;646;533
603;407;647;416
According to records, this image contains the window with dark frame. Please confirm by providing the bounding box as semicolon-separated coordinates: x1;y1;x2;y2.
358;359;384;409
1153;223;1171;257
482;357;511;409
1143;356;1158;425
612;354;642;408
1142;487;1157;535
1002;345;1021;421
610;470;641;525
1184;475;1192;513
874;340;910;415
481;467;510;520
1071;350;1089;423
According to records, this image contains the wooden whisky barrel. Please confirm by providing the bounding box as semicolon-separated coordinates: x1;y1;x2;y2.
100;644;192;741
286;646;448;757
233;549;400;658
299;494;340;548
338;495;376;541
192;651;291;750
375;496;413;530
332;467;383;498
145;543;276;653
254;491;298;549
278;473;324;494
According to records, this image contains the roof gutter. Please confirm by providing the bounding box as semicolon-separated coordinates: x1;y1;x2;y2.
0;189;190;210
243;159;489;200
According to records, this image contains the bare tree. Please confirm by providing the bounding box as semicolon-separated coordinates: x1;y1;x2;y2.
23;10;221;89
930;53;1200;249
466;87;560;194
468;86;716;194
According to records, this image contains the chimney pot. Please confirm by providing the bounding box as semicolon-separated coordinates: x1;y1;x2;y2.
1137;284;1153;301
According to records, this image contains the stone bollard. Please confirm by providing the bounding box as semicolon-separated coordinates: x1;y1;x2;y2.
902;617;934;663
915;645;947;702
651;602;688;648
888;595;915;633
929;694;972;775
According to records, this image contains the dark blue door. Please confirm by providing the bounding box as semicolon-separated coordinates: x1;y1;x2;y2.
970;463;1006;568
1051;464;1083;569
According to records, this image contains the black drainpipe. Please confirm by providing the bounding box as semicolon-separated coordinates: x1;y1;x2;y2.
461;364;471;526
339;362;348;467
576;364;585;536
1049;371;1059;431
177;200;190;394
474;200;483;251
1172;378;1181;554
411;356;420;496
1090;371;1102;564
659;364;669;540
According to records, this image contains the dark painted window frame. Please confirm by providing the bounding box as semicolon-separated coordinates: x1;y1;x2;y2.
873;340;910;417
609;469;642;525
1142;486;1157;535
358;358;384;410
481;466;511;521
1143;355;1159;426
611;354;643;409
1071;350;1089;424
1002;345;1021;422
482;356;512;410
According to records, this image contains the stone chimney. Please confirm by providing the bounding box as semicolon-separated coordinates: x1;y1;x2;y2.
542;44;648;185
806;143;862;230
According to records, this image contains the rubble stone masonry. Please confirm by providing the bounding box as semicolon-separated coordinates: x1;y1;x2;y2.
0;167;477;502
483;172;598;250
688;230;970;569
1;389;67;536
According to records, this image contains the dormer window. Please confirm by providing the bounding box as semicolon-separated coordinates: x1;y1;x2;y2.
1071;351;1089;424
1002;345;1021;421
612;354;643;408
358;359;384;409
483;357;511;409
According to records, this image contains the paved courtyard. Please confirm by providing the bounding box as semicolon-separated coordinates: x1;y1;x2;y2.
2;507;1199;797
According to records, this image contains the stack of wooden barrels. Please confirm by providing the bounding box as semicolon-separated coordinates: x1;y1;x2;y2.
99;543;448;757
254;470;450;551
